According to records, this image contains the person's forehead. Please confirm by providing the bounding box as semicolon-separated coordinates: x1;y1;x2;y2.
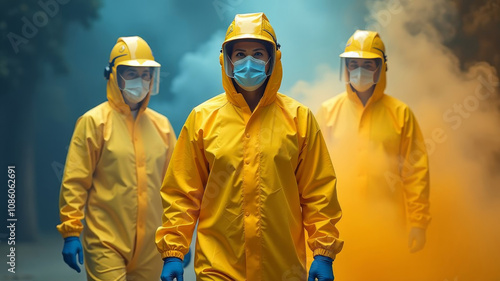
349;58;376;63
123;67;151;72
233;40;267;50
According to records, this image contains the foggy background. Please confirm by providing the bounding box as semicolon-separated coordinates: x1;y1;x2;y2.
1;0;499;280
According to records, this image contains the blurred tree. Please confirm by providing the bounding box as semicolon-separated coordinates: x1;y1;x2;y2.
449;0;500;186
0;0;101;241
447;0;500;79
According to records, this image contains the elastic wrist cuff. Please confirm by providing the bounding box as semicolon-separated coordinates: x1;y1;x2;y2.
313;248;336;260
161;250;184;260
62;232;81;238
409;222;429;229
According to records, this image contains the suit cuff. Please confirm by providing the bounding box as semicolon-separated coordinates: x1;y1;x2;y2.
61;232;81;239
160;250;184;260
313;248;336;260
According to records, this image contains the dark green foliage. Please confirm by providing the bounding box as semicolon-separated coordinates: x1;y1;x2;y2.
0;0;102;96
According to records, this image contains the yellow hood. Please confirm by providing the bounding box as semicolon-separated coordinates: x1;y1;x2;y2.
345;59;387;107
106;36;160;114
342;30;388;107
219;12;283;109
106;68;152;114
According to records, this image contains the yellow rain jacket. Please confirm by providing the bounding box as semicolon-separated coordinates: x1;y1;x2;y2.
316;40;431;232
57;38;176;280
156;13;343;281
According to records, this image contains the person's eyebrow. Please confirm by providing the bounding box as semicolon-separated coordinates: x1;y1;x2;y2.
234;48;246;52
253;48;265;52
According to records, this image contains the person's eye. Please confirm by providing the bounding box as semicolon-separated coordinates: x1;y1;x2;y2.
125;71;138;79
254;52;263;57
364;63;375;70
235;52;245;58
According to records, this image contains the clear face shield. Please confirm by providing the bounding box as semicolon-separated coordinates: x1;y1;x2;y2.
116;65;161;95
149;67;160;95
222;39;276;78
339;57;382;88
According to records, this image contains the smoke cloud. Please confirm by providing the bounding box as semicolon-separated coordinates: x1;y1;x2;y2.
155;30;226;127
288;0;500;280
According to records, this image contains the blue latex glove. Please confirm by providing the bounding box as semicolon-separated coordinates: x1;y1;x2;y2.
308;255;334;281
161;257;184;281
62;236;84;273
183;249;192;268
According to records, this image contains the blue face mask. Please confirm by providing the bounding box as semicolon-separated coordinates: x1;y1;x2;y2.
232;55;269;91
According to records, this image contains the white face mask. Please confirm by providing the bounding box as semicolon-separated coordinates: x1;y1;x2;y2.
120;75;150;104
348;67;376;92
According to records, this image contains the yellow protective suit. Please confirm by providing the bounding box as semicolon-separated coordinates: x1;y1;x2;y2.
315;31;431;279
156;13;343;281
57;37;176;281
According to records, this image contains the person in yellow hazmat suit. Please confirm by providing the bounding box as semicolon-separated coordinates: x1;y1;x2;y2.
315;30;431;279
155;13;344;281
57;36;180;281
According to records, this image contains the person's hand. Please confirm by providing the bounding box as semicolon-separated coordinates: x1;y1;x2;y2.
308;255;334;281
62;236;84;273
161;257;184;281
183;249;192;268
408;227;426;253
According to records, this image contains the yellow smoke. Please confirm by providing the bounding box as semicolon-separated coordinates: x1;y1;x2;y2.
289;0;500;280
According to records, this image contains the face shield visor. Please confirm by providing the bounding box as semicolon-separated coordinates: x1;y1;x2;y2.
116;60;161;95
222;39;276;78
339;57;382;90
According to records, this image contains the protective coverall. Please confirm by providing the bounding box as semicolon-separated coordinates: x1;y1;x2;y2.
315;30;431;279
156;13;343;281
57;36;176;281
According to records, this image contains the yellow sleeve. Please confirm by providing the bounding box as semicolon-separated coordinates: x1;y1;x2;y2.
400;108;431;229
315;104;331;149
56;115;102;238
315;104;327;132
297;108;344;260
164;119;177;169
155;110;209;260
